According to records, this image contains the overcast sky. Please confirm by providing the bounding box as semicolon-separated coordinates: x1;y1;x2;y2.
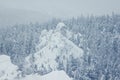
0;0;120;18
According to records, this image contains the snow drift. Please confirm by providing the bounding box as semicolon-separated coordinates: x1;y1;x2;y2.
0;55;19;80
20;70;71;80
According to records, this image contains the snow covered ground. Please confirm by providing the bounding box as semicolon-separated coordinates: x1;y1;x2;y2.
20;70;72;80
0;55;72;80
0;55;19;80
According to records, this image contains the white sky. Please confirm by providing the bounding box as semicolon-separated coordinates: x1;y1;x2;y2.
0;0;120;18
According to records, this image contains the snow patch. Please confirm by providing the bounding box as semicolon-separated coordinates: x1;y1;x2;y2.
0;55;19;80
42;70;71;80
20;70;71;80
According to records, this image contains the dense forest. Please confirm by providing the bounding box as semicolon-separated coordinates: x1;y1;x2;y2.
0;14;120;80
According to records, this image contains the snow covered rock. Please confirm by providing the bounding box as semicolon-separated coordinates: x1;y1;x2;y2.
0;55;19;80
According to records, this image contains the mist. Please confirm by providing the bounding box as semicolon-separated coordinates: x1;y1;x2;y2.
0;0;120;26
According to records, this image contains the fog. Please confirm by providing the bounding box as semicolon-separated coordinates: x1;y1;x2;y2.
0;0;120;17
0;0;120;26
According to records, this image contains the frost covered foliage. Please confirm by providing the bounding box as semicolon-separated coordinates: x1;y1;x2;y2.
0;14;120;80
23;23;83;75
